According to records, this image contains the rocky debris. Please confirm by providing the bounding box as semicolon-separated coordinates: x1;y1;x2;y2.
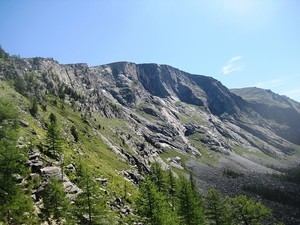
109;196;133;216
29;151;42;160
28;151;44;173
94;177;108;186
41;166;61;179
31;161;43;173
120;170;144;184
19;119;29;127
40;166;82;199
120;205;132;215
186;157;300;225
63;181;82;200
167;156;184;170
1;49;300;224
170;162;184;170
65;163;76;171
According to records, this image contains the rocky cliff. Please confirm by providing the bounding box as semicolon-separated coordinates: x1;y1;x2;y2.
1;50;300;223
1;54;299;162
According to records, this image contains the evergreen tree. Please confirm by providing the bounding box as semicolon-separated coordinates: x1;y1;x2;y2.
75;169;110;225
229;195;271;225
0;99;34;224
167;168;177;211
136;177;179;225
189;172;197;193
178;176;206;225
205;188;232;225
49;112;57;123
29;98;38;117
45;114;62;158
0;140;33;224
150;161;167;193
71;125;79;142
42;177;73;224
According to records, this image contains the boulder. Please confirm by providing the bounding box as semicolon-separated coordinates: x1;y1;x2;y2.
94;177;108;186
19;119;29;127
31;161;43;173
41;166;61;179
66;163;76;171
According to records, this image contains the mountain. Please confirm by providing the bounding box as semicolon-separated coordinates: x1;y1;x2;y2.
1;48;300;224
231;87;300;145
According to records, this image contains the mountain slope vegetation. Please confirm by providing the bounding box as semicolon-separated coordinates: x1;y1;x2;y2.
0;47;299;224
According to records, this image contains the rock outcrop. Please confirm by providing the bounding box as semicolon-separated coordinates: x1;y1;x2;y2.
1;54;299;169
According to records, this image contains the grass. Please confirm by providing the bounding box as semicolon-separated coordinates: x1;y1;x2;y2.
159;147;190;177
135;103;160;121
176;110;208;126
292;145;300;156
188;133;220;165
231;145;273;161
0;81;138;199
160;147;190;162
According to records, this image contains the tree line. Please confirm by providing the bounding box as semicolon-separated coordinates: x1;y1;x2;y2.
0;97;282;225
0;99;110;224
136;162;275;225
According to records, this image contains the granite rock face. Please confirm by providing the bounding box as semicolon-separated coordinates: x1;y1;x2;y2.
1;56;299;167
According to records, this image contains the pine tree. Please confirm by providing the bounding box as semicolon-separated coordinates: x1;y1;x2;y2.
49;112;57;123
71;125;79;142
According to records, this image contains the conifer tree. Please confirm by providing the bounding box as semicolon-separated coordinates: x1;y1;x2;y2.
29;98;38;117
229;195;271;225
49;112;57;123
136;177;179;225
205;188;232;225
42;177;73;224
150;161;167;193
178;176;206;225
71;125;79;142
167;168;177;211
45;113;62;158
75;168;110;225
0;99;34;224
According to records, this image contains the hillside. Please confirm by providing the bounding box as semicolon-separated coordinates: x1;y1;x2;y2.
231;87;300;145
1;48;300;224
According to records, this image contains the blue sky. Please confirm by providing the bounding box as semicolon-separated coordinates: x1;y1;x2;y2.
1;0;300;102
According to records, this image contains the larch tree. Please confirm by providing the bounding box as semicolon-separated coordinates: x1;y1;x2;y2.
229;195;271;225
136;177;180;225
178;176;206;225
205;188;232;225
45;113;62;159
0;99;34;224
42;176;73;224
75;168;110;225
